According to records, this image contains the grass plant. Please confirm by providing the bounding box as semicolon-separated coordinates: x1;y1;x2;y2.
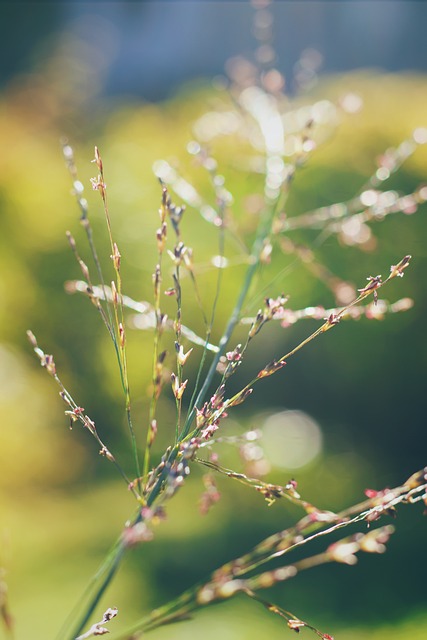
4;3;426;639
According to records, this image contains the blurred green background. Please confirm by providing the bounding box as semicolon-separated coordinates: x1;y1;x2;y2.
1;2;427;639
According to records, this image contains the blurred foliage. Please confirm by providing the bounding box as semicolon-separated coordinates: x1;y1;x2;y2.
1;67;427;639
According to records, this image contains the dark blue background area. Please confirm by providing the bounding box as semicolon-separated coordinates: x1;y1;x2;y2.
2;2;427;100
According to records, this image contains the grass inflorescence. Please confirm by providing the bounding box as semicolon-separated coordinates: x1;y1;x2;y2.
20;4;427;639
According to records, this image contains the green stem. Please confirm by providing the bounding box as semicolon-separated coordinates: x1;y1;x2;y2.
116;584;199;638
179;196;282;441
186;193;226;427
59;183;287;638
56;538;126;640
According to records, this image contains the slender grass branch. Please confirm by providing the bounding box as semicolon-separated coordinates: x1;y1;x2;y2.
180;185;289;441
91;147;141;484
223;255;411;414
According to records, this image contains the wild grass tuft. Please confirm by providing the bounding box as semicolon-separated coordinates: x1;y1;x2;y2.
15;3;427;640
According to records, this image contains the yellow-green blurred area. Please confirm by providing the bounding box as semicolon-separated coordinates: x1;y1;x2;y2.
2;7;427;640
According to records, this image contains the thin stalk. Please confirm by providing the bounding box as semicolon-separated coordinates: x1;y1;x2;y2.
114;582;200;638
66;144;141;484
116;477;425;639
142;261;163;480
110;542;343;638
224;259;410;411
185;261;210;329
180;190;286;441
92;148;141;482
242;588;332;638
59;443;183;640
171;267;184;442
58;390;422;640
213;476;425;581
186;190;227;420
47;151;145;492
63;144;124;403
143;186;169;481
114;270;141;486
27;332;140;500
55;537;126;640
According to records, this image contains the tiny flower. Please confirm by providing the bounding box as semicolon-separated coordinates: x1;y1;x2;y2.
404;467;427;489
156;226;167;252
307;508;337;523
43;354;56;376
149;419;157;447
111;280;118;305
64;406;85;426
196;403;209;430
358;275;382;295
99;446;115;462
364;487;390;500
140;506;166;525
217;357;229;375
167;242;187;265
249;310;265;338
65;412;77;428
153;264;161;291
90;175;107;197
111;242;121;271
119;322;125;348
59;391;72;406
201;421;220;440
227;387;253;407
359;525;394;553
91;145;103;173
196;585;216;605
365;488;379;499
226;345;242;362
327;313;340;326
177;380;188;400
168;203;186;235
66;231;77;251
26;329;38;348
285;479;300;499
77;607;118;638
84;415;97;435
171;374;188;400
140;506;154;520
265;294;289;318
389;254;411;279
176;344;193;366
209;385;225;409
288;619;304;631
102;607;118;622
365;509;382;524
128;479;138;491
260;240;273;264
122;522;154;547
257;359;286;378
78;259;90;283
328;538;360;565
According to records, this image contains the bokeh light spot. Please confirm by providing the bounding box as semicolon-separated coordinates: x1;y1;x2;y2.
261;410;323;469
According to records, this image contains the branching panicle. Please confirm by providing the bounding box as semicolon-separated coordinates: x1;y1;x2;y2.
27;42;425;640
